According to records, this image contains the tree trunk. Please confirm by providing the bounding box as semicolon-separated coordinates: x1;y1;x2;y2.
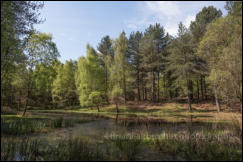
163;74;166;98
187;79;192;111
157;71;160;102
197;79;199;103
187;92;192;111
97;105;100;112
200;75;204;100
123;73;126;104
214;91;221;112
175;89;178;97
141;73;144;101
22;87;30;116
115;113;119;124
137;69;140;101
22;98;28;116
116;103;119;113
105;66;109;103
203;77;207;100
18;98;20;112
145;87;147;100
189;80;193;102
22;63;33;116
152;71;155;102
169;90;172;100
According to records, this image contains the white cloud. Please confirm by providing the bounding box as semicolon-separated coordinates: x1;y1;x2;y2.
124;18;154;30
125;22;138;30
124;2;199;37
145;1;181;19
125;1;182;35
164;23;179;36
183;15;196;28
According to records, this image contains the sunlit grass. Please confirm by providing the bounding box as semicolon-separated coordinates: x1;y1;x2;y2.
28;102;241;123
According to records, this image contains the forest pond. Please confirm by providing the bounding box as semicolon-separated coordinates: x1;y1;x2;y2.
2;111;240;161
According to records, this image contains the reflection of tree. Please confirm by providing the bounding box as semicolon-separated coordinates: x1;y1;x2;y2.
115;113;119;124
189;115;193;125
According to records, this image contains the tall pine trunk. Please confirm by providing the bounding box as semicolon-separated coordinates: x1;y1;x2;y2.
145;87;147;100
116;103;119;113
197;79;199;103
137;69;140;101
214;89;221;112
152;71;155;102
187;79;192;111
203;77;207;100
163;74;166;98
157;71;160;102
200;75;204;100
105;66;108;103
123;72;126;104
189;80;193;102
141;72;144;101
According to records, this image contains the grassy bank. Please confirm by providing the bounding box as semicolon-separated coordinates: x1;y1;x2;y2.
28;102;242;124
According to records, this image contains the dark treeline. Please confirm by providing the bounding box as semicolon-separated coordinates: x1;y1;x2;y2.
1;1;242;114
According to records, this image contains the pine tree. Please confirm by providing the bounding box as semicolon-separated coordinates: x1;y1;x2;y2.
127;31;143;101
190;6;222;101
140;23;168;102
97;36;114;103
167;22;196;111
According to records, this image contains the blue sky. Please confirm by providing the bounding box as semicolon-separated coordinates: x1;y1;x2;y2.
34;1;227;63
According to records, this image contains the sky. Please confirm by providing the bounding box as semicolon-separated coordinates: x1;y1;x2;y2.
34;1;227;63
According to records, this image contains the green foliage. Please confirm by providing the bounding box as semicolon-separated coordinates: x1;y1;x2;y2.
76;44;105;107
33;62;58;106
111;85;123;104
166;22;197;110
97;36;114;101
190;6;222;43
89;91;103;111
24;31;60;68
52;60;78;107
139;23;169;102
111;32;129;85
1;1;241;113
197;6;242;104
1;1;44;107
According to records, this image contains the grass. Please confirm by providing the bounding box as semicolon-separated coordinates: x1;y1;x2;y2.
1;114;94;136
1;136;105;161
108;135;142;160
150;129;242;161
28;102;242;124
